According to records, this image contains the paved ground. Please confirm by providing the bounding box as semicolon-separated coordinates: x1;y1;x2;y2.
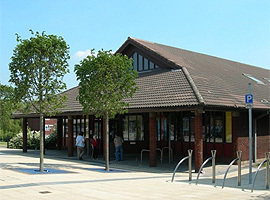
0;147;269;200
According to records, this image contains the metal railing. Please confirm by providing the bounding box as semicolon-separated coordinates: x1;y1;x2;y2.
222;151;242;188
196;150;216;185
171;149;193;182
140;148;162;163
251;152;270;192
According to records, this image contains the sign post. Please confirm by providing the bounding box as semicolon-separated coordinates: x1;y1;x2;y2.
245;83;253;184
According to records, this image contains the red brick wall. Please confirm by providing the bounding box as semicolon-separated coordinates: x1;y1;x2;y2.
194;112;203;172
149;113;157;167
45;118;57;136
236;136;270;161
257;135;270;159
236;137;249;161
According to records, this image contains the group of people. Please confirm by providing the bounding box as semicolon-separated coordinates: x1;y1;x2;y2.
75;132;123;161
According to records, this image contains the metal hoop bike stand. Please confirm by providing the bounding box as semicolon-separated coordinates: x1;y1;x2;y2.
161;147;173;163
222;151;242;188
171;149;193;182
196;150;216;185
251;152;270;192
140;148;162;163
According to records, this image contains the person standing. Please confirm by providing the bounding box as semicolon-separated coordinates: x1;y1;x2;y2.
114;134;123;161
75;132;85;160
91;134;99;159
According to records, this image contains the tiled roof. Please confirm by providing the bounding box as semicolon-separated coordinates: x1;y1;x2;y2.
57;68;199;113
13;37;270;118
125;37;270;109
124;69;198;109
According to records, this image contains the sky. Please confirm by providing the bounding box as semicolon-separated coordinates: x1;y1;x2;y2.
0;0;269;90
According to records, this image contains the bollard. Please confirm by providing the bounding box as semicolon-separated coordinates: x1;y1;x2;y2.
211;150;216;183
196;150;217;185
237;151;242;186
171;149;193;182
188;149;193;181
222;151;242;189
266;152;270;189
251;152;270;192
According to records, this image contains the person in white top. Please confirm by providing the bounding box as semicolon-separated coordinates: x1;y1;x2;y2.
75;132;85;160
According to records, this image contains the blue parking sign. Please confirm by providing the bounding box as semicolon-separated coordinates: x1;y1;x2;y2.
245;94;253;104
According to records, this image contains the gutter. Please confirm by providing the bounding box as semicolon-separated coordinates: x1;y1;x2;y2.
182;67;205;105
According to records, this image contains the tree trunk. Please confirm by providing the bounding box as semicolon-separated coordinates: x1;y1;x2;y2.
105;112;109;171
40;113;44;172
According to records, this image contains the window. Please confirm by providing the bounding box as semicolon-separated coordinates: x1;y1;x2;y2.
133;52;137;71
243;74;265;85
150;61;154;69
183;117;189;142
144;58;149;70
93;118;102;139
122;114;144;141
131;52;160;72
138;55;143;71
204;112;225;143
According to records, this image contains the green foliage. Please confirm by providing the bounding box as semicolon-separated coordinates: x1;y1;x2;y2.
8;129;57;150
74;49;138;119
9;129;40;149
45;131;57;149
0;83;22;141
9;30;70;116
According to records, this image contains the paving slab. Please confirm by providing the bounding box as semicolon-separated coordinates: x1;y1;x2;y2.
0;147;269;200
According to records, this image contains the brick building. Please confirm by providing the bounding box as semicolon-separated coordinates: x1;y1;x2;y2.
16;37;270;171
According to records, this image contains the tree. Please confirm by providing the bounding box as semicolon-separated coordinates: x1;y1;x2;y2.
75;49;137;171
9;30;70;171
0;83;22;141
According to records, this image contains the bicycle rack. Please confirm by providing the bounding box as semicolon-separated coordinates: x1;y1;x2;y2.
196;150;216;185
251;152;270;192
171;149;193;182
140;148;162;163
222;151;242;188
162;147;173;163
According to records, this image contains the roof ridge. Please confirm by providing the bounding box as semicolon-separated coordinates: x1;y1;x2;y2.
128;37;186;68
182;67;204;105
129;37;268;70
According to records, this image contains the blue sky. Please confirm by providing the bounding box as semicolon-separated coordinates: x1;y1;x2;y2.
1;0;269;89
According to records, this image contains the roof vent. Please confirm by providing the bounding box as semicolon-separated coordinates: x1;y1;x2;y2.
261;99;269;104
171;69;182;72
242;73;266;85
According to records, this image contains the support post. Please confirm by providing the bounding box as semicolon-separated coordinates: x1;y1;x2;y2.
194;109;203;172
57;117;63;150
23;118;27;153
149;112;157;167
67;116;73;157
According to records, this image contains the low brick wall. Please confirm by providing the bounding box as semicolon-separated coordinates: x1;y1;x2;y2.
236;136;270;161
